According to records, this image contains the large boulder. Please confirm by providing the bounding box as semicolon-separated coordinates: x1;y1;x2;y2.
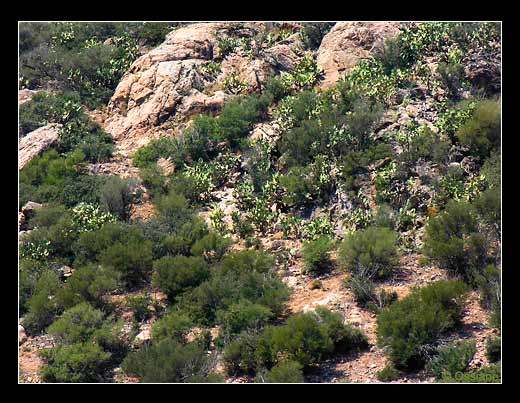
316;22;401;88
104;23;303;156
19;124;62;170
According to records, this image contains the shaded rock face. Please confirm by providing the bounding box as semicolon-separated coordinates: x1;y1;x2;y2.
19;124;62;170
104;23;304;156
317;22;401;88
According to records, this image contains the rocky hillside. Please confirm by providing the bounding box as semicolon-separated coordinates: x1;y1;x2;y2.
19;22;501;383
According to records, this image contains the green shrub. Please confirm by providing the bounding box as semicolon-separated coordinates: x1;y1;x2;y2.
256;360;304;383
300;23;334;50
302;236;333;275
151;311;194;343
398;127;451;166
100;176;141;221
152;256;210;302
23;270;63;334
162;217;209;257
19;258;55;314
58;264;119;309
376;364;401;382
121;338;219;383
126;293;153;323
47;302;122;351
180;262;289;326
426;340;476;379
219;250;274;276
223;331;260;375
456;100;500;160
216;300;273;342
486;337;501;363
98;237;153;287
40;342;112;383
377;280;469;370
423;200;488;282
154;192;193;233
190;232;232;263
339;226;399;280
27;204;68;230
254;307;367;370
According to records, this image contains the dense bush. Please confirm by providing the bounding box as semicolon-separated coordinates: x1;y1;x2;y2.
426;340;476;380
23;270;63;334
58;264;119;309
152;256;210;302
486;337;501;363
376;364;401;382
121;338;220;383
100;176;141;221
302;236;333;275
154;192;193;233
216;300;273;343
180;261;289;326
456;100;500;160
226;307;367;374
339;226;399;280
423;200;489;282
151;311;194;343
40;341;112;382
377;280;469;370
74;222;153;287
40;302;124;383
190;232;232;263
256;360;304;383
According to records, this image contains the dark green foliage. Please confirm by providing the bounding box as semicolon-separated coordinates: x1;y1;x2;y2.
300;22;334;49
302;236;333;275
256;360;305;383
58;264;119;309
223;332;261;374
456;100;500;160
377;280;469;370
373;37;405;75
47;302;122;350
154;192;193;233
398;127;451;166
100;176;141;221
19;258;55;315
23;270;63;334
250;307;367;371
426;340;476;379
339;226;399;280
40;302;124;383
126;294;153;323
74;222;153;287
161;217;209;257
121;338;219;383
98;238;153;287
180;251;288;326
485;337;501;363
190;232;232;263
152;256;210;302
27;204;68;230
40;342;112;383
423;200;489;283
19;149;88;208
216;300;273;342
376;364;401;382
151;311;194;343
481;151;501;189
138;165;169;198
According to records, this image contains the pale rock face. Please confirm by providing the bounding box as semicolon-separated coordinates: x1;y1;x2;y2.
104;23;304;156
317;22;401;88
19;124;62;170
